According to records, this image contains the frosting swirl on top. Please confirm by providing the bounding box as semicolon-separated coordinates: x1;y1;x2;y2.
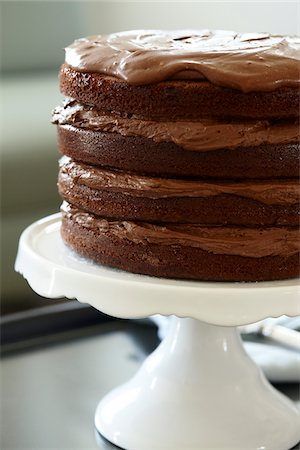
65;29;300;92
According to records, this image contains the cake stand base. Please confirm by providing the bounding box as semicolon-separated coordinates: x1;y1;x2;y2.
15;214;300;450
95;318;300;450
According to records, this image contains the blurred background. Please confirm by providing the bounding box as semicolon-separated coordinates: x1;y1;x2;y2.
1;0;299;314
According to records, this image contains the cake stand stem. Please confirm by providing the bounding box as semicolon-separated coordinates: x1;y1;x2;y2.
97;316;300;450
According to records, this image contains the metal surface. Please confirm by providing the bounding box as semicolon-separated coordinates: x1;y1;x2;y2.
1;302;112;347
1;321;158;450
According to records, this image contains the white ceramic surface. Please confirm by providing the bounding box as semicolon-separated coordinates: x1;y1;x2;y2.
15;214;300;450
96;317;300;450
15;214;300;326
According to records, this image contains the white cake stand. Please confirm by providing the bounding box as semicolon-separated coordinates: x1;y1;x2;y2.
15;213;300;450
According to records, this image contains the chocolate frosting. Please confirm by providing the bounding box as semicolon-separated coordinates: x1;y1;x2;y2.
62;202;300;257
59;157;300;206
65;30;300;92
53;100;300;152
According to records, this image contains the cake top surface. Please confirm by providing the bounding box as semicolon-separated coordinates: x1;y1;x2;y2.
65;29;300;92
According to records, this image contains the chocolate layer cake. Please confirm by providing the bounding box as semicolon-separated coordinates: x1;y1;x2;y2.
52;30;300;281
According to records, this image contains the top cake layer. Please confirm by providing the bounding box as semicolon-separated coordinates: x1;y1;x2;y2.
61;30;300;120
65;29;300;92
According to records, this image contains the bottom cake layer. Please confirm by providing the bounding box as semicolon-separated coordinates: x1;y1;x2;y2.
61;202;300;282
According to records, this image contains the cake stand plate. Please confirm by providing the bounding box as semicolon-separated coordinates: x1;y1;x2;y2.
15;214;300;450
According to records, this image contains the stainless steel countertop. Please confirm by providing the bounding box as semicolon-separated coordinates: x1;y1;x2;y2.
1;316;299;450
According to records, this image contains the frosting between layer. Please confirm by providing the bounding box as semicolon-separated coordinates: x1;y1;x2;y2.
53;100;300;152
59;157;300;206
62;202;300;257
65;30;300;92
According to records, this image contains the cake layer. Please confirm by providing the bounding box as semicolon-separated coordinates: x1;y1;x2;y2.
58;158;300;226
57;125;300;179
60;65;300;120
61;202;300;281
53;100;299;153
65;31;300;92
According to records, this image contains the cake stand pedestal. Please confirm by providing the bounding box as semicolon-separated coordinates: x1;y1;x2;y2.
15;214;300;450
